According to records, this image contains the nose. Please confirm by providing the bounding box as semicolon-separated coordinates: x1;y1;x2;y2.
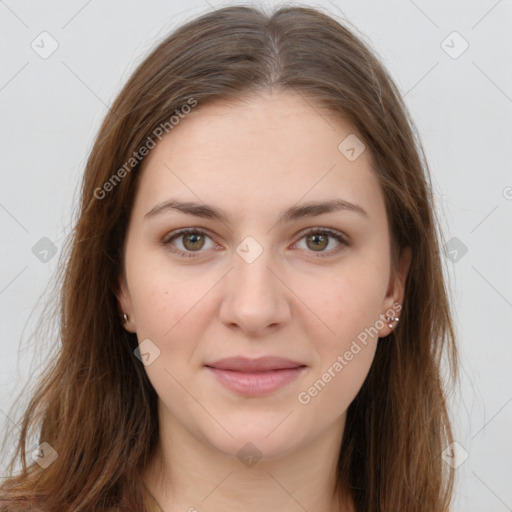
218;245;291;337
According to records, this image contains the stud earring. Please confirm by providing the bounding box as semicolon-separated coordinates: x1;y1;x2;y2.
122;313;129;324
386;315;400;329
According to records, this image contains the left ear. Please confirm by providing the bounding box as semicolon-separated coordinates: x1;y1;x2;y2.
378;246;412;337
116;273;137;333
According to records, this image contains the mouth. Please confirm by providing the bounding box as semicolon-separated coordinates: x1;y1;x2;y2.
204;356;307;396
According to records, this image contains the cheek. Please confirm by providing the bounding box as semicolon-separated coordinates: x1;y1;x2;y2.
128;273;210;392
297;269;383;412
132;281;207;346
297;264;385;408
299;343;376;419
126;245;209;338
309;262;387;346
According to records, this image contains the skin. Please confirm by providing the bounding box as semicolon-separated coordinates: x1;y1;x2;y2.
118;90;412;512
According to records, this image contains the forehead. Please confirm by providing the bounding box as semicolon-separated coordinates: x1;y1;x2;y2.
134;90;385;223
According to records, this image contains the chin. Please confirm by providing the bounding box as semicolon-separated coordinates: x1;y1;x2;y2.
199;417;307;463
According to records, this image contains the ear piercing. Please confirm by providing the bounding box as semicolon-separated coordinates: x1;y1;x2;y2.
385;315;400;329
122;313;129;324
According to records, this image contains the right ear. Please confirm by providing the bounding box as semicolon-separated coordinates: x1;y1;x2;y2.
116;274;136;333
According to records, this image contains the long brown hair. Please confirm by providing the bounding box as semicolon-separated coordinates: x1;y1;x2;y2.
0;4;458;511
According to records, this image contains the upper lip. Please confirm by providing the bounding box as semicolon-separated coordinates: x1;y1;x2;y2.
205;356;306;372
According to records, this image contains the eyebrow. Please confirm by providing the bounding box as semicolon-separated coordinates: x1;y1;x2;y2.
144;198;368;224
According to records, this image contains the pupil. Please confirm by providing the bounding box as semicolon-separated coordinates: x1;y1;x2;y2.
186;234;203;249
310;234;327;250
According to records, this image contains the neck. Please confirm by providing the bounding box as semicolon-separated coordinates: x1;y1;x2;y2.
143;402;355;512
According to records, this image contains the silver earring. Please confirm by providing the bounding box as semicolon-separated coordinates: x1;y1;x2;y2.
122;313;129;324
386;315;400;329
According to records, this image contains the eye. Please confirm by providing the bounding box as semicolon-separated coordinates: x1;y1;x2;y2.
292;227;349;257
162;228;217;258
161;227;350;259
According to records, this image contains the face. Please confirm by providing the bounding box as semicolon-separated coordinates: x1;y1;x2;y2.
118;90;411;461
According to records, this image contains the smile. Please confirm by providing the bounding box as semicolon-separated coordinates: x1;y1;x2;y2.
205;366;307;396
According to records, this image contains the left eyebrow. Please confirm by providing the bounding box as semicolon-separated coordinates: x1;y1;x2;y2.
144;198;368;224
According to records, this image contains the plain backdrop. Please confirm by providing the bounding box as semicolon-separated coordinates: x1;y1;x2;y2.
1;1;511;510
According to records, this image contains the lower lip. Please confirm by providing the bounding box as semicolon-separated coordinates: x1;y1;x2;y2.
206;366;306;396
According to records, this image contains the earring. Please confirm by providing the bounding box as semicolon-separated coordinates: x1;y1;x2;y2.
122;313;129;324
386;315;400;329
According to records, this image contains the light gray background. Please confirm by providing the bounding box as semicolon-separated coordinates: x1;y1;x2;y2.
1;1;511;510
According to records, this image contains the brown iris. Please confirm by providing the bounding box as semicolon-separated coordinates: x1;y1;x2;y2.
182;232;206;251
306;233;329;251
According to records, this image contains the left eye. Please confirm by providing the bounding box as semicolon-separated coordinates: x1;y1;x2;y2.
293;228;348;256
162;227;349;258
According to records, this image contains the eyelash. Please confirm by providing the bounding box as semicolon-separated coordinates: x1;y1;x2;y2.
161;227;350;259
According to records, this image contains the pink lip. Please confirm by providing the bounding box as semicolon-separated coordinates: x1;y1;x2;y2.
205;357;307;396
206;356;305;372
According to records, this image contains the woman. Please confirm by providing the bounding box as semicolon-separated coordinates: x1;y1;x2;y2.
0;5;458;511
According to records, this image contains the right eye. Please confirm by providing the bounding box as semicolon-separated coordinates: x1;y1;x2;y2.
162;228;217;258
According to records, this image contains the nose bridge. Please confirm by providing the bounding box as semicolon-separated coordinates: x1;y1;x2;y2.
231;235;280;300
219;235;290;332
